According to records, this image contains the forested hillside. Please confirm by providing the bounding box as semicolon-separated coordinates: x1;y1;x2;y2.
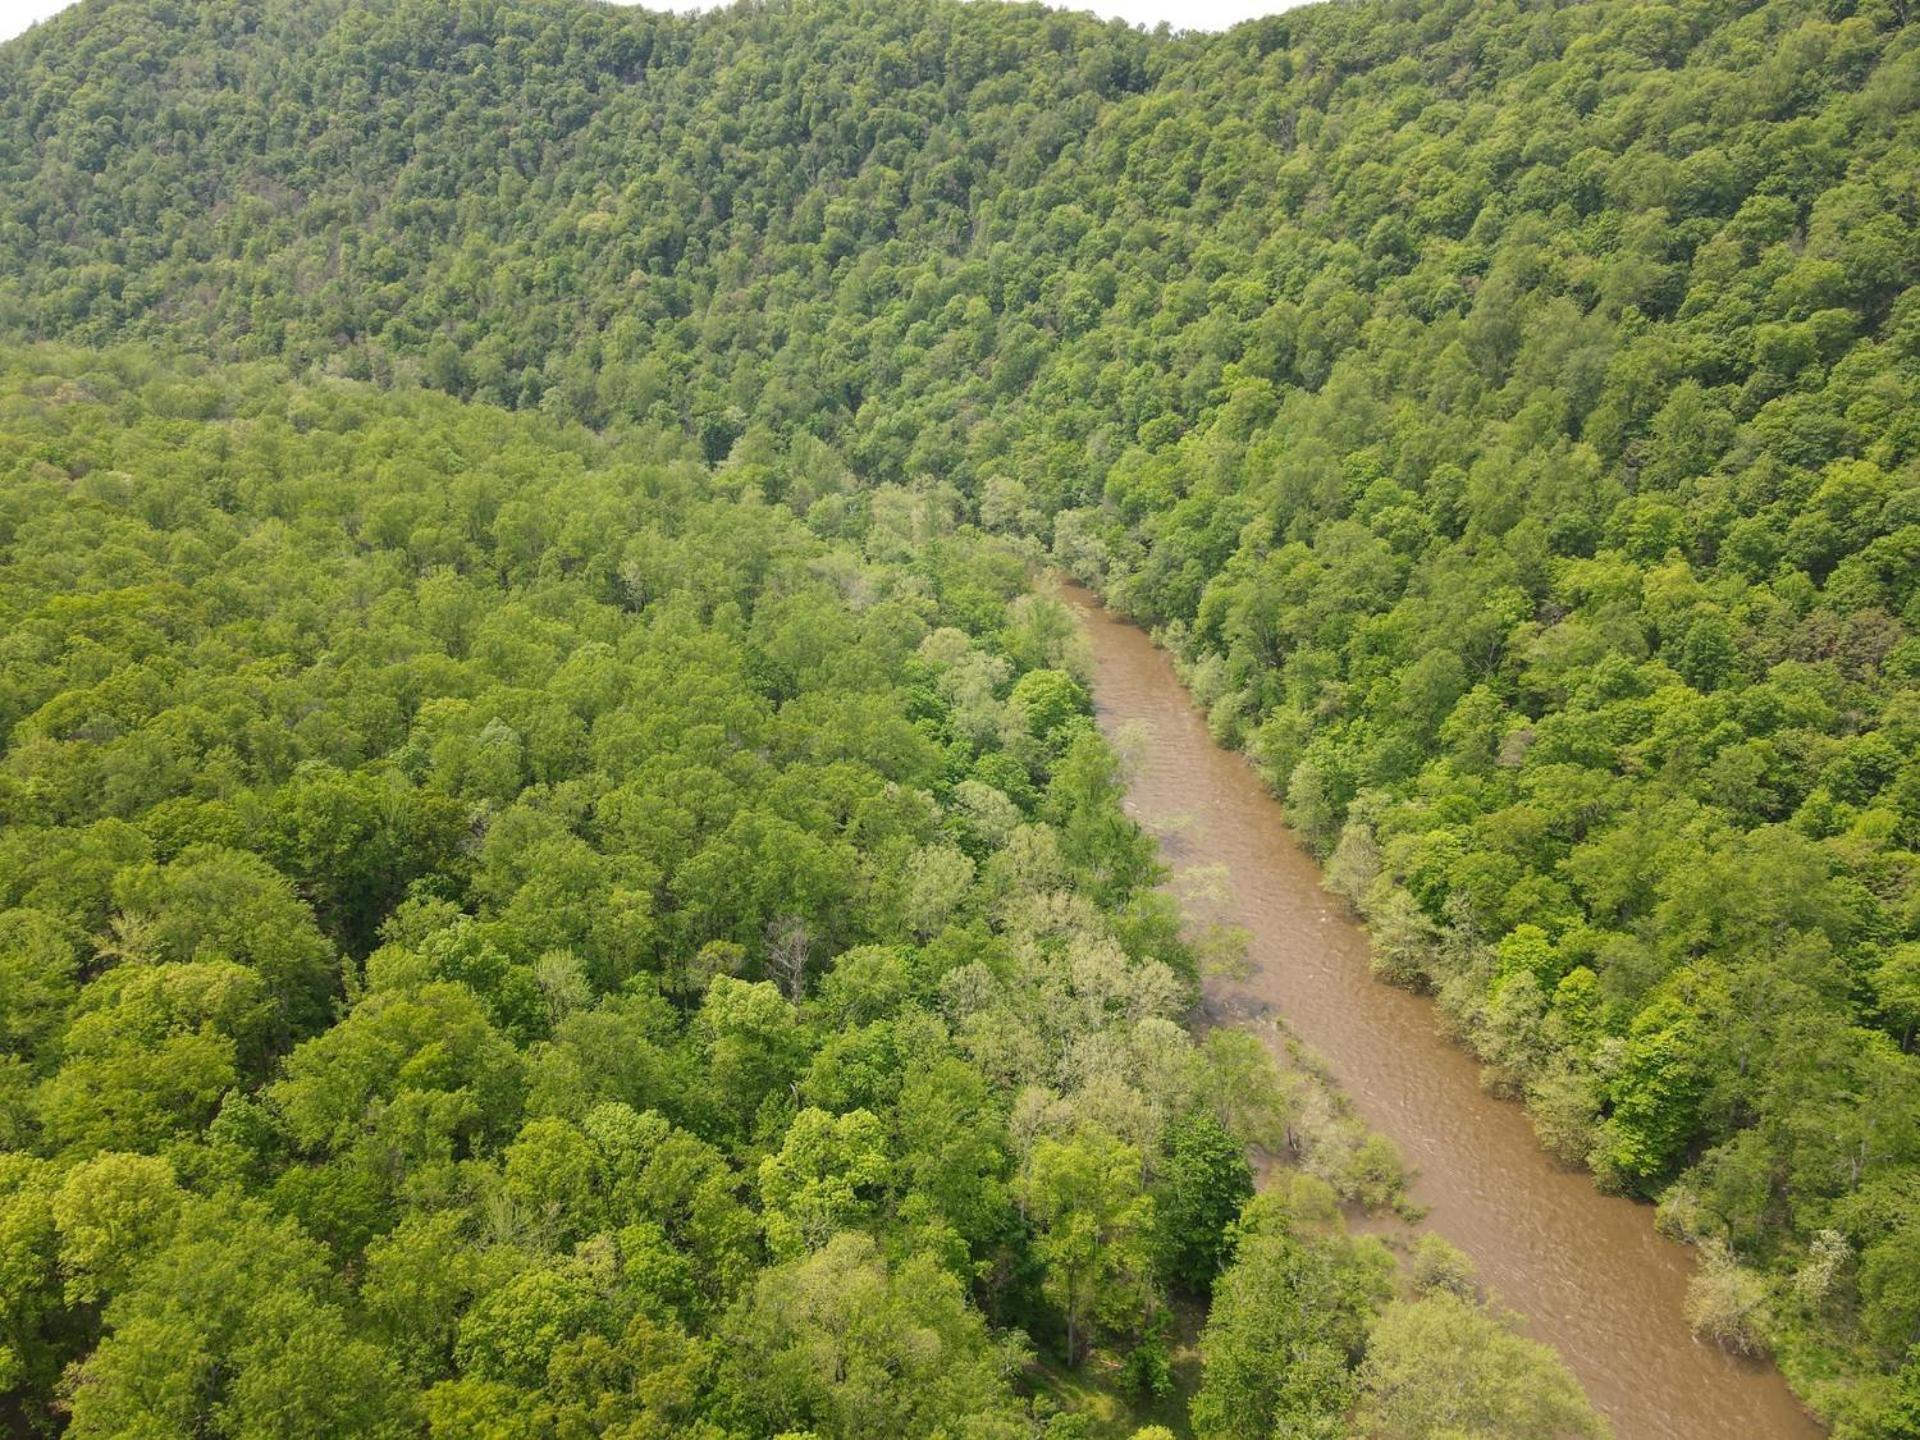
0;348;1607;1436
1;0;1918;1431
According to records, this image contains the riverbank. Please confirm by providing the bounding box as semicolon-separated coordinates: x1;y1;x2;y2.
1061;579;1820;1440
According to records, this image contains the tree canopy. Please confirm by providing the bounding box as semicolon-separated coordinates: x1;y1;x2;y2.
1;0;1916;1428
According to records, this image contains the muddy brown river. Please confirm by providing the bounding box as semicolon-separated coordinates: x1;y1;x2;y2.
1061;581;1821;1440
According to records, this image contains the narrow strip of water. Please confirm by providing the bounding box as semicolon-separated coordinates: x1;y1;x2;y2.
1063;581;1820;1440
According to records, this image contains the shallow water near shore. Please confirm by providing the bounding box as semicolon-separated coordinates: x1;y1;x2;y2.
1061;580;1821;1440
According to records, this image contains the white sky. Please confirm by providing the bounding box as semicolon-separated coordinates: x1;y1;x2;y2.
0;0;73;42
0;0;1307;46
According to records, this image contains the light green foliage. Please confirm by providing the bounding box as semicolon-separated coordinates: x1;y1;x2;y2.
51;1153;183;1304
699;976;808;1135
500;1116;605;1247
63;1196;411;1440
0;909;80;1069
269;980;526;1186
1355;1292;1608;1440
716;1232;1027;1439
1408;1234;1480;1303
892;1055;1013;1260
1686;1238;1774;1358
757;1107;890;1258
1190;1184;1394;1440
454;1263;611;1388
0;1155;60;1394
108;847;338;1035
0;0;1916;1422
0;352;1200;1432
1020;1132;1158;1365
360;1212;485;1381
1011;669;1093;744
38;961;271;1157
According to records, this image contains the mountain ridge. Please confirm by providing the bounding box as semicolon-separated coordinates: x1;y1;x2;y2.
3;0;1919;1431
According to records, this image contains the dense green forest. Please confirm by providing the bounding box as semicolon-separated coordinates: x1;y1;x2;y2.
0;348;1602;1436
0;0;1917;1431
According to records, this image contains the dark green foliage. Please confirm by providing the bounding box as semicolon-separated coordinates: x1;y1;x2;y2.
1888;1350;1920;1440
1121;1318;1175;1401
0;349;1225;1435
1;0;1917;1426
1189;1184;1395;1440
1153;1112;1254;1294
